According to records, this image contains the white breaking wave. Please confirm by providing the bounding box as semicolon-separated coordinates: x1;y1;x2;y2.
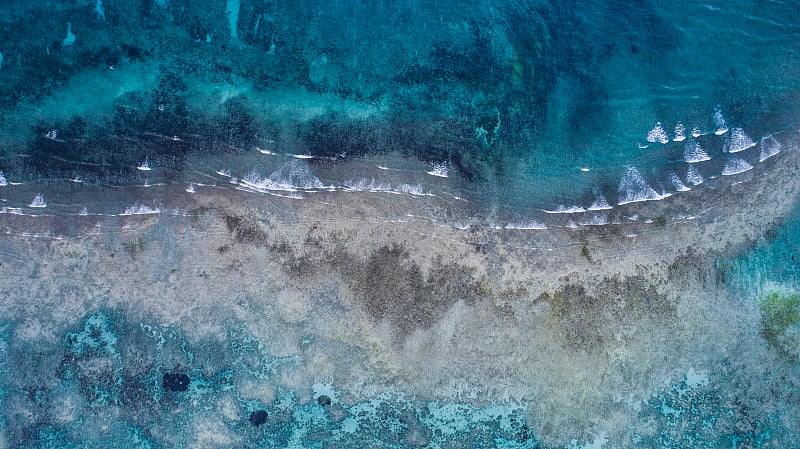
256;147;275;155
579;214;608;226
122;204;160;215
686;164;705;186
618;167;668;205
721;157;753;176
673;122;686;142
29;194;47;208
692;127;703;138
505;220;547;230
759;135;781;162
0;171;7;186
713;107;729;135
137;160;152;171
344;178;392;192
684;141;711;163
240;160;328;193
544;205;586;214
426;162;449;178
343;179;432;196
724;127;756;153
588;191;613;211
646;122;669;144
396;184;433;196
670;173;691;192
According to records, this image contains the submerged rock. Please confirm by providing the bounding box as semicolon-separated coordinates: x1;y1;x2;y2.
162;372;190;392
249;409;269;426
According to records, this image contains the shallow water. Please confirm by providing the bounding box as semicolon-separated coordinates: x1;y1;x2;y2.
1;1;800;448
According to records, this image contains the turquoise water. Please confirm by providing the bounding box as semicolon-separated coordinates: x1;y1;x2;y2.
2;0;800;447
1;0;799;211
1;311;795;448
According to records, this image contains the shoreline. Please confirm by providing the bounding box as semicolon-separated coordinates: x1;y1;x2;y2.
1;127;799;446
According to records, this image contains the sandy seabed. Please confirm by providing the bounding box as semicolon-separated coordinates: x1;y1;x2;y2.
2;133;800;447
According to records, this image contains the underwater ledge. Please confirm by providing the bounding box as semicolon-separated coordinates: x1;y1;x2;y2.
1;132;800;447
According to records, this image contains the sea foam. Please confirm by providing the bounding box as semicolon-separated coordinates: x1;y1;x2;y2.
684;141;711;163
579;214;608;226
671;173;691;192
685;164;704;186
122;204;160;215
721;157;753;176
29;194;47;208
504;221;547;230
724;128;756;153
588;191;613;211
646;122;669;144
673;122;687;142
713;107;729;135
759;135;781;162
240;160;328;193
618;167;667;205
544;205;586;214
427;162;449;178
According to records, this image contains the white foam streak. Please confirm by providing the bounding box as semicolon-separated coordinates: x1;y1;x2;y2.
759;135;781;161
617;167;667;205
504;221;547;230
122;204;160;215
725;127;756;153
544;205;586;214
721;157;753;176
684;141;711;163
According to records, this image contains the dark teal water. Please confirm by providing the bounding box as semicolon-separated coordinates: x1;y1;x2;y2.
1;0;799;213
2;1;800;448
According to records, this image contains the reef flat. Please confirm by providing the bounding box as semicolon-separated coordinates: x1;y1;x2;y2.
2;126;799;448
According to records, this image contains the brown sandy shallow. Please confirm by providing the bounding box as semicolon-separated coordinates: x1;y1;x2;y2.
1;131;800;445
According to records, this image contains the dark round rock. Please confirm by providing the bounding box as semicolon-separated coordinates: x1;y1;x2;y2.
249;409;269;426
162;372;190;392
317;395;332;406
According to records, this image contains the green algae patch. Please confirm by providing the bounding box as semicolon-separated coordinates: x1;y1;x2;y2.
759;291;800;361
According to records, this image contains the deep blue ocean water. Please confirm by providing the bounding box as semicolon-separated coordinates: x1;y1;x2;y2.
1;1;800;447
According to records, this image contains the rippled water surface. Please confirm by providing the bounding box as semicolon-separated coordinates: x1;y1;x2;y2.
1;1;800;448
